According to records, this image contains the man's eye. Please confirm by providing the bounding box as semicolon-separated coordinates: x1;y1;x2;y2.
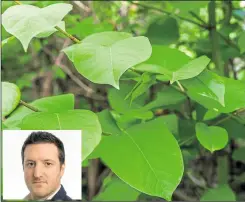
26;162;34;168
45;162;52;166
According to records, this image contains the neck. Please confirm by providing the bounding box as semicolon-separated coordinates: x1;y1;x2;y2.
31;184;61;200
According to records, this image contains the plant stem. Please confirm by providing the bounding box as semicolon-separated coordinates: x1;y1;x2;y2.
189;11;208;25
217;155;229;184
13;0;81;44
20;100;41;112
55;26;81;44
14;0;21;5
208;0;223;74
129;1;208;29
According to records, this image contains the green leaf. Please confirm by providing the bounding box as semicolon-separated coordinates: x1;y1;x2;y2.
93;176;140;201
63;31;152;89
145;17;179;45
93;116;184;201
20;110;102;161
232;147;245;163
219;119;245;139
170;56;210;84
182;70;226;108
195;122;228;152
108;82;147;113
2;3;72;51
67;16;113;39
238;32;245;54
135;45;191;76
2;82;21;117
4;94;74;128
36;21;66;38
143;87;186;111
182;70;245;113
97;110;124;137
1;36;15;47
125;73;156;104
200;184;236;201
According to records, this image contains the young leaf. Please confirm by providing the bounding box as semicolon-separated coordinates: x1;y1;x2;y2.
108;82;147;113
62;32;152;89
20;110;102;161
2;82;21;117
200;184;236;201
92;116;184;201
195;122;228;152
4;94;74;128
170;55;210;84
125;73;156;104
2;3;72;51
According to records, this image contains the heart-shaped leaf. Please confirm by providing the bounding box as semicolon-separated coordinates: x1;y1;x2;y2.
63;31;152;89
20;110;102;161
92;114;184;201
195;122;228;152
2;82;21;117
2;3;72;51
4;94;74;128
200;184;236;201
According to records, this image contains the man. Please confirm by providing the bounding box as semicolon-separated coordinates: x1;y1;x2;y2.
21;131;72;201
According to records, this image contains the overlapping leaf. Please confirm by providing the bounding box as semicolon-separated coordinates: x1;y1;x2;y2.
2;82;21;117
2;3;72;51
92;113;184;201
20;110;102;161
182;70;245;113
200;184;236;201
63;32;152;89
4;94;74;128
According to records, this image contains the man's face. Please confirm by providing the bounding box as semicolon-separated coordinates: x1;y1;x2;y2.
23;143;65;200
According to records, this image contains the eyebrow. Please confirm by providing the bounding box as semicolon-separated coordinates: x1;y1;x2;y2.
24;159;56;163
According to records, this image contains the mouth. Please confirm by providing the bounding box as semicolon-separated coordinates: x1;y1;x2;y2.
33;181;46;184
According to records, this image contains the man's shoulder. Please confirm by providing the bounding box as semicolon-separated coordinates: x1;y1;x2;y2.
51;185;72;201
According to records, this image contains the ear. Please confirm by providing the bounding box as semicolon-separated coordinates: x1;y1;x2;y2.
60;163;65;177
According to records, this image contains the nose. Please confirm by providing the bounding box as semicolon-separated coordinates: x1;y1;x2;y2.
33;163;43;178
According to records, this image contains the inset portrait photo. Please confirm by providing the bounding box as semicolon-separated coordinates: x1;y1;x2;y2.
2;130;82;201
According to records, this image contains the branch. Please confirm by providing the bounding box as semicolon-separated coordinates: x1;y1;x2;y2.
128;1;208;29
20;100;41;112
208;1;223;73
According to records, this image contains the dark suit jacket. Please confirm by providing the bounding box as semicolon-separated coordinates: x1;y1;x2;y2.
50;184;72;201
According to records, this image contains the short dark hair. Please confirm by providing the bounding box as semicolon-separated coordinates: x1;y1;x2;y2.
21;131;65;166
